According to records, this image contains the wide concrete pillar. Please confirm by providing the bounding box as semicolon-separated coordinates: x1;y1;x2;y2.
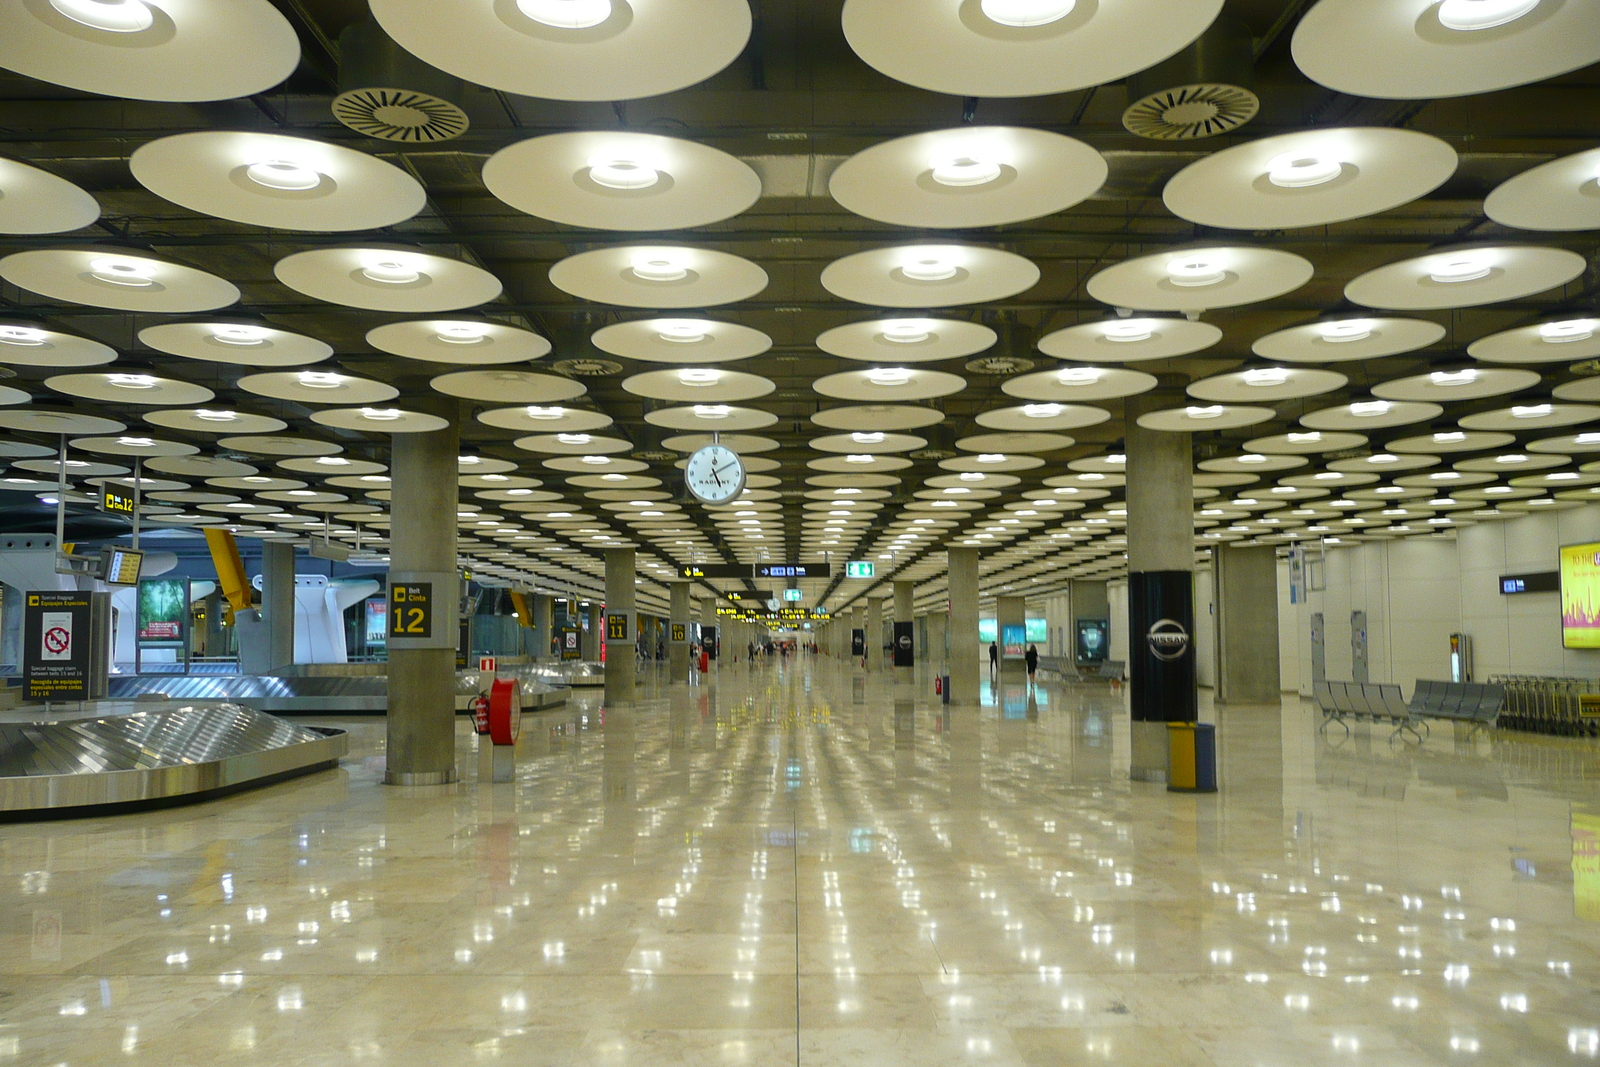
1125;388;1197;782
867;597;884;671
533;594;553;660
699;597;717;661
580;602;599;660
604;548;635;700
1215;544;1281;704
996;594;1026;686
947;547;980;703
261;540;295;670
669;582;691;679
850;606;866;665
893;580;914;675
926;609;949;670
385;415;459;786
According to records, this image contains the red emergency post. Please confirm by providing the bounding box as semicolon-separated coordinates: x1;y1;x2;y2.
479;655;497;674
472;678;522;745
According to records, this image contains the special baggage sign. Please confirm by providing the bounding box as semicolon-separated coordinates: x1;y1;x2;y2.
24;591;92;701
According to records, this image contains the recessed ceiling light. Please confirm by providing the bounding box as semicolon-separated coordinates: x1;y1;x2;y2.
1437;0;1540;32
845;454;875;464
246;160;321;191
195;410;238;422
436;323;490;345
107;373;158;389
298;371;344;389
1056;367;1102;385
1539;319;1595;343
1429;369;1478;386
587;158;659;190
900;255;959;282
976;453;1007;463
979;0;1075;26
929;155;1002;188
49;0;152;33
631;254;690;282
1318;319;1374;343
1185;405;1226;419
1511;404;1554;419
1022;403;1063;418
1427;253;1494;284
359;255;423;285
865;367;912;386
677;368;720;387
517;0;612;28
1237;454;1269;464
880;320;933;344
212;324;270;346
693;404;731;419
656;320;708;343
1242;368;1291;387
0;326;47;346
1349;401;1392;417
89;257;155;287
1265;152;1342;189
1166;256;1227;287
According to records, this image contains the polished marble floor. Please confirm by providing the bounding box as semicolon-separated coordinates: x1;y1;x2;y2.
5;658;1600;1066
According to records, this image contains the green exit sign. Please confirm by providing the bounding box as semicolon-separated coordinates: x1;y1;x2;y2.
845;561;875;579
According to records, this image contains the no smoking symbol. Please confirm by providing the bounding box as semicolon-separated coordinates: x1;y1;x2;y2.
44;627;70;655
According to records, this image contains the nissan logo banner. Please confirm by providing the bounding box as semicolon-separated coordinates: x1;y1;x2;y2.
1129;571;1198;724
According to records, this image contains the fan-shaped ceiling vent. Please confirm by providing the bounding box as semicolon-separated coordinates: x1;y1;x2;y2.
333;88;469;143
632;449;677;462
1123;83;1259;141
553;358;624;377
964;355;1034;375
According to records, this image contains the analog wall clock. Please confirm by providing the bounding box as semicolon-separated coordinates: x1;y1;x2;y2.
684;441;745;504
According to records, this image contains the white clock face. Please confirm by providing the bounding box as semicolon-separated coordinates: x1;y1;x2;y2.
685;444;745;504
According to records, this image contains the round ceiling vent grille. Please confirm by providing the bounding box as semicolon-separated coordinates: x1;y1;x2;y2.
632;449;677;462
964;355;1035;375
908;447;956;460
332;88;470;143
552;358;624;377
1122;83;1259;141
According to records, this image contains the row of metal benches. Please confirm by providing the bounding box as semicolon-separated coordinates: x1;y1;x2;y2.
1312;679;1505;741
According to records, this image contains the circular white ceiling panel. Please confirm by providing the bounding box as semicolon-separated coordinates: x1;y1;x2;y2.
483;131;760;231
1252;317;1446;363
956;431;1075;453
841;0;1225;98
1388;429;1516;453
275;248;502;313
0;157;99;234
1457;403;1600;431
820;245;1038;309
1300;399;1443;430
0;323;114;367
811;405;944;431
1086;246;1314;312
549;246;767;308
1291;0;1600;99
1164;127;1457;230
46;371;212;406
138;321;332;367
365;320;550;365
1243;430;1368;454
69;435;196;458
1187;366;1347;403
1371;366;1541;402
621;367;775;403
591;318;770;363
817;317;995;363
812;367;966;402
0;0;300;102
145;408;286;435
219;435;341;457
237;370;398;405
1038;317;1221;363
370;0;751;102
1137;405;1277;432
0;249;237;312
1468;317;1600;363
130;132;424;232
829;126;1105;228
975;403;1110;431
643;405;775;432
430;369;587;404
1000;365;1158;403
1344;246;1586;310
479;405;613;433
1485;148;1600;232
311;408;450;434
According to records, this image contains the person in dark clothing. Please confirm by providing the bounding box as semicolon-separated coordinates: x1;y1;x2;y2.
988;641;998;677
1025;644;1039;684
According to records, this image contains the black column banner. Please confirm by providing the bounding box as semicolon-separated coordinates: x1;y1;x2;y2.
1128;570;1197;723
893;621;914;667
850;629;866;657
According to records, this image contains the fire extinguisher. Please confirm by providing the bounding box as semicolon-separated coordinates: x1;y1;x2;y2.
934;676;943;695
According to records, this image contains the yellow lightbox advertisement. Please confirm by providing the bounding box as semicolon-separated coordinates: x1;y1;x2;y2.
1560;542;1600;649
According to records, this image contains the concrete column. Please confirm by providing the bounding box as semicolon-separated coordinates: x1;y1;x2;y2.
261;541;295;670
893;580;914;674
580;602;599;661
867;597;884;671
1215;545;1281;704
926;609;949;671
699;597;716;661
996;594;1026;686
947;547;979;703
1125;388;1197;782
385;415;459;786
669;581;690;679
850;606;866;665
533;594;553;661
604;548;635;700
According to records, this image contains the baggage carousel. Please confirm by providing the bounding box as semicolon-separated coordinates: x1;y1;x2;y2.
0;701;348;820
102;665;581;713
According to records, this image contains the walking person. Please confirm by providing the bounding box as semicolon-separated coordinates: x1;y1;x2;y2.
988;641;998;680
1025;643;1039;687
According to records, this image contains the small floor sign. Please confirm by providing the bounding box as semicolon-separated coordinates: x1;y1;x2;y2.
24;592;92;701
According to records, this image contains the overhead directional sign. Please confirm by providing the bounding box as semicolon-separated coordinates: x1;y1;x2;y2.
678;564;752;579
845;561;875;579
683;564;835;580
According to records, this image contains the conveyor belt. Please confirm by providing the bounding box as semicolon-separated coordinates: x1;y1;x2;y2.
104;669;575;712
0;702;347;818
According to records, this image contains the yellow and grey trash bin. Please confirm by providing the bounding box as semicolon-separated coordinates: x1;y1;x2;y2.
1167;722;1217;793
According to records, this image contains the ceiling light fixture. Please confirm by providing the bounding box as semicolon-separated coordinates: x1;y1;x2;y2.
49;0;152;33
1437;0;1541;31
1166;256;1227;287
880;320;932;344
845;454;875;464
195;410;238;422
1511;404;1554;419
245;160;321;191
359;408;403;421
1242;368;1291;387
979;0;1075;26
900;255;959;283
360;255;422;284
436;323;490;345
587;158;659;190
1056;367;1102;385
1102;320;1155;343
107;373;157;389
866;367;912;386
1022;403;1064;418
630;254;690;283
692;404;731;419
656;320;707;344
1427;253;1493;284
1265;152;1342;189
850;432;886;444
929;156;1002;188
959;472;985;481
976;453;1007;463
1349;401;1392;417
298;371;345;389
1430;369;1479;386
212;324;269;346
556;433;592;445
581;455;611;465
677;368;720;387
88;257;155;287
516;0;613;29
0;326;47;346
524;406;565;420
1185;405;1226;419
1539;319;1596;344
1238;454;1269;464
1433;431;1467;443
1318;319;1374;343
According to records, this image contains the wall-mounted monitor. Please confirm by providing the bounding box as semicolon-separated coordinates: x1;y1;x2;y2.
1560;543;1600;648
1501;571;1559;595
100;546;143;586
